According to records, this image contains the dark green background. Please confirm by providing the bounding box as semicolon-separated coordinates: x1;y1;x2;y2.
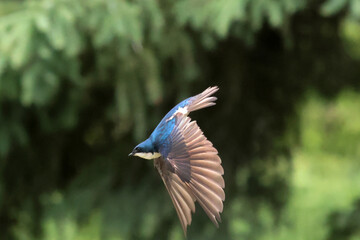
1;0;360;239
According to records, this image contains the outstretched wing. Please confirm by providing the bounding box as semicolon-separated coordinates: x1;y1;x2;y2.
155;111;225;234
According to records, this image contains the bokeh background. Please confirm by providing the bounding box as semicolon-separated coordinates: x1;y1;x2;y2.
1;0;360;239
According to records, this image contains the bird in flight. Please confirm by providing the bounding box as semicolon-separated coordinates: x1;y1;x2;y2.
129;86;225;236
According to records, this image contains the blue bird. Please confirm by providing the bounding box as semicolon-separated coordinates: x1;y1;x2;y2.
129;87;225;235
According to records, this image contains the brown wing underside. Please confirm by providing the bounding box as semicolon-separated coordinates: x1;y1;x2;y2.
154;157;195;236
154;116;225;235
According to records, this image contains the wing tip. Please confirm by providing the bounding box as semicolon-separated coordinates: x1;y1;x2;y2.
203;86;219;97
188;86;219;112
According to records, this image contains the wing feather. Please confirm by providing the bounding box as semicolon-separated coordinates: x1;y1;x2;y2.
187;87;219;112
155;158;196;236
157;115;224;233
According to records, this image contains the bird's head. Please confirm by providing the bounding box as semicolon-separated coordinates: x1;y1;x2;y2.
129;138;161;160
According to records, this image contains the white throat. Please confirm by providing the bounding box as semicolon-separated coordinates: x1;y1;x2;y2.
134;152;161;160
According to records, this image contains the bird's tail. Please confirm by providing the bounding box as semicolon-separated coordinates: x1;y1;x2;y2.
187;86;219;112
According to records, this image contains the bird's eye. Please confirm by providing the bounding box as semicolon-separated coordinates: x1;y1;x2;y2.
135;147;139;151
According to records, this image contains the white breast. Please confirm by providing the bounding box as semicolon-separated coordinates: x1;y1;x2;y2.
134;152;162;160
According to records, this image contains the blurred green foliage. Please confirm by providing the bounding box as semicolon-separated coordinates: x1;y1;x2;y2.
1;0;360;239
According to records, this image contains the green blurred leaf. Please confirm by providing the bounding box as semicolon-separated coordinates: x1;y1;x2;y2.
21;64;59;106
321;0;348;16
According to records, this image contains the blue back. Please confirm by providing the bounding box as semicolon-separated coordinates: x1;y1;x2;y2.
158;97;191;125
149;97;191;156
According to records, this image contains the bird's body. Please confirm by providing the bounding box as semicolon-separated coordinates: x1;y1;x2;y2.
129;87;225;235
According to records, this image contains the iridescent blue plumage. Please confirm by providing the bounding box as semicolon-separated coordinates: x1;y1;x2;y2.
150;98;190;156
131;98;191;157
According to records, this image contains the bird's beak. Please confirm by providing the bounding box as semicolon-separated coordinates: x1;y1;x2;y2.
128;152;134;157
